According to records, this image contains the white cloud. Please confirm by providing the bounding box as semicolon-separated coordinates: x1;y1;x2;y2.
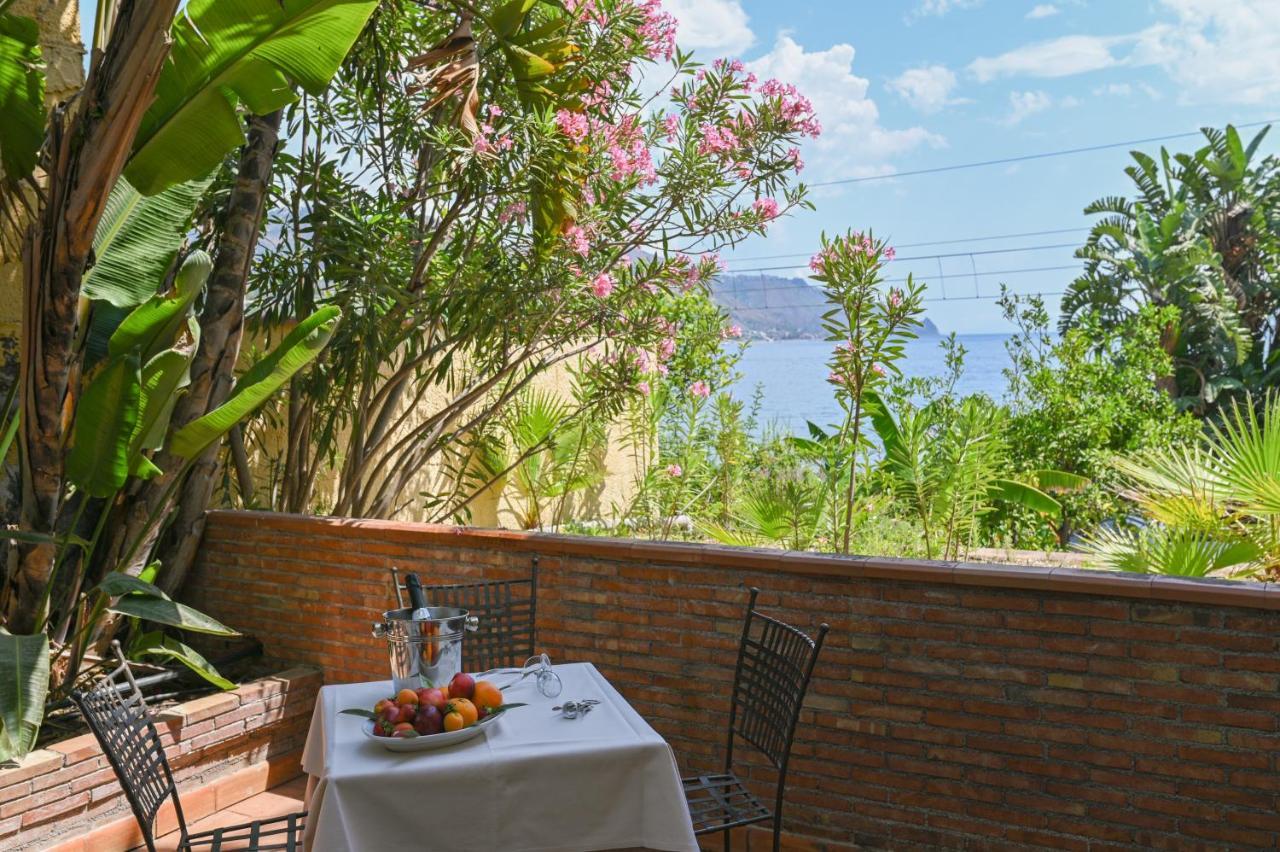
1026;4;1060;19
909;0;984;19
887;65;965;113
966;1;1280;104
746;35;944;178
1001;90;1053;125
1092;81;1162;99
1135;0;1280;105
664;0;755;55
969;34;1124;81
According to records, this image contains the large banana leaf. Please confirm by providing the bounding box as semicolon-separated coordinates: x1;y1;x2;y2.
125;0;379;195
66;354;142;497
130;631;234;690
989;479;1063;521
130;348;195;476
107;594;239;635
109;251;211;361
170;307;342;459
0;632;50;762
0;13;44;180
82;175;213;307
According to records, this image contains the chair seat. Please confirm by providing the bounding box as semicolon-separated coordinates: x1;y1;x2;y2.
682;772;772;835
179;811;306;852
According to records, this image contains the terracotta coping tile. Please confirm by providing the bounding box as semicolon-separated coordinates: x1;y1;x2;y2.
0;750;64;786
205;510;1276;612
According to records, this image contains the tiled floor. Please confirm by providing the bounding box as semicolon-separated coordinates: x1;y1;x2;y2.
151;775;307;851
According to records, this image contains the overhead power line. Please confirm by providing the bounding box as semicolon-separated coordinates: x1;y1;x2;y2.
724;226;1089;263
725;242;1080;276
808;118;1278;187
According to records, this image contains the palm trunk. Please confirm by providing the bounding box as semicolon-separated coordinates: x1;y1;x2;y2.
4;0;180;633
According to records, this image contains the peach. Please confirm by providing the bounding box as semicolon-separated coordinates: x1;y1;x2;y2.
396;702;417;723
392;722;415;738
396;688;419;705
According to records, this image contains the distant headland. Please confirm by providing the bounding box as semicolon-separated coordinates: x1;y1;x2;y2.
711;273;941;341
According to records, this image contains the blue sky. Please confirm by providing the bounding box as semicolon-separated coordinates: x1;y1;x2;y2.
667;0;1280;332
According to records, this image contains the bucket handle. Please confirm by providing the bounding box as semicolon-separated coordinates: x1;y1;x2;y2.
373;615;479;638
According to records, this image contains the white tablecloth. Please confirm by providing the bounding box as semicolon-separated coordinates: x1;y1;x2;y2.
302;662;699;852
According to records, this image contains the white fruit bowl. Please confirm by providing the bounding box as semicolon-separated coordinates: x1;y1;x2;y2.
360;711;501;752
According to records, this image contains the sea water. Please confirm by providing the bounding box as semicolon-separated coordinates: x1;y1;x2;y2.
733;335;1013;435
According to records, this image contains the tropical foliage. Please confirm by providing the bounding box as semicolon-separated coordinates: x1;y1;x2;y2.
1081;393;1280;579
0;0;372;760
1061;125;1280;415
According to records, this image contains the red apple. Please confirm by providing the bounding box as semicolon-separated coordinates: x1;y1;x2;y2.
413;704;443;735
449;672;475;700
418;687;448;713
381;704;401;725
477;706;490;721
392;722;415;738
397;702;417;723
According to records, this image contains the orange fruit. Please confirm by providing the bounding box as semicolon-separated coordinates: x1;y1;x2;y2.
443;711;465;733
449;697;478;727
473;680;503;710
396;688;418;705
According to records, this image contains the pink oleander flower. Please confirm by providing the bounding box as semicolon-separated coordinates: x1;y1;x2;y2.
734;161;752;180
665;463;683;478
497;200;527;225
688;380;710;398
473;135;494;155
884;246;897;262
554;109;590;144
658;336;676;360
634;349;653;371
888;288;902;307
752;197;780;221
563;224;591;257
827;371;845;385
786;147;804;173
697;122;739;157
636;0;677;61
486;104;503;117
809;247;836;274
722;324;742;339
871;363;886;377
638;380;651;396
591;272;615;298
663;114;680;141
495;134;514;151
759;79;821;138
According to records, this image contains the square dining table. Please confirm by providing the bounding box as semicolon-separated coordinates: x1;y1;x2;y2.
301;662;700;852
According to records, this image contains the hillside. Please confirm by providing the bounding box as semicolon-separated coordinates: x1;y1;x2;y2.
710;273;941;340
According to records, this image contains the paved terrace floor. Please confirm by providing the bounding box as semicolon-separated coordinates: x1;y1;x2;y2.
152;776;306;852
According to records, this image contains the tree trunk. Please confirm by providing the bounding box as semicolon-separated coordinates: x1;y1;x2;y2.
3;0;180;633
151;110;283;596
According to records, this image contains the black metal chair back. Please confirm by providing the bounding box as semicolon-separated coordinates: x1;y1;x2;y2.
390;557;538;673
683;586;828;850
69;644;186;852
726;587;827;772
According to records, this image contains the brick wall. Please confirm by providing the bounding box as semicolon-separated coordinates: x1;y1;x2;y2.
186;511;1280;851
1;665;320;851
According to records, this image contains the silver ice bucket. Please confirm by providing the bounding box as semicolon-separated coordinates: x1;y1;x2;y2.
372;606;478;693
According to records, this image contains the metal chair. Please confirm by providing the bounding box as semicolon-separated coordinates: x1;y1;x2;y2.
70;643;306;852
682;587;829;851
390;556;538;673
